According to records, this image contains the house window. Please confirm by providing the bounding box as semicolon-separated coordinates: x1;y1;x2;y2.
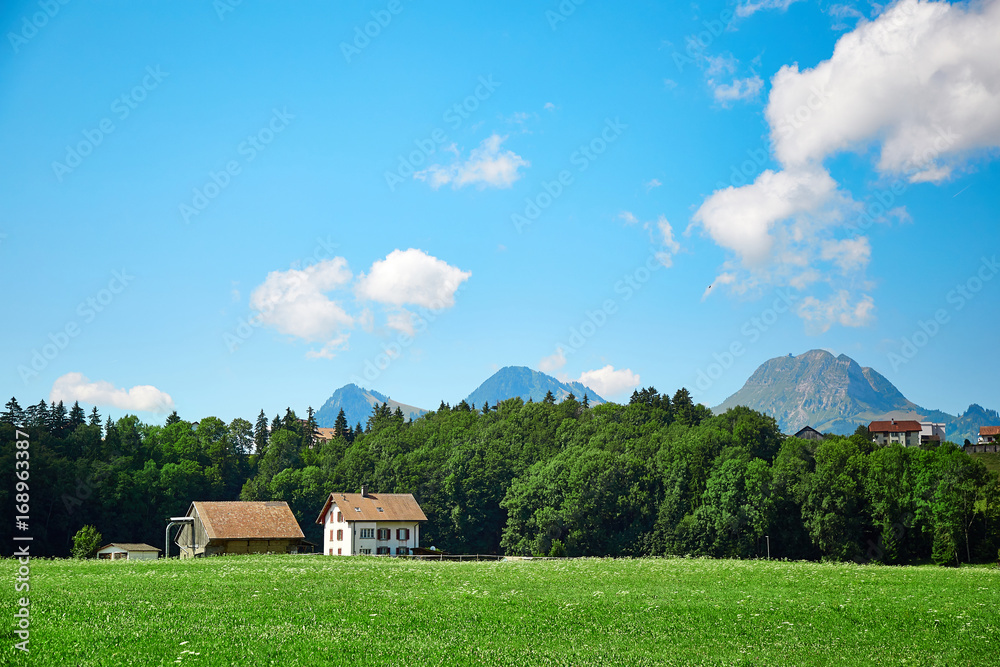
329;530;333;541
397;528;410;541
376;546;390;555
337;548;342;555
360;528;374;539
337;512;343;523
396;547;409;555
337;529;343;541
377;528;391;541
328;548;333;555
359;548;371;555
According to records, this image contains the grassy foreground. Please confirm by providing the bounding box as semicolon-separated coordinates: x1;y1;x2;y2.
4;556;999;666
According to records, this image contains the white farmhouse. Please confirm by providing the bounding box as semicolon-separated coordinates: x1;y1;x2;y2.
96;543;161;561
315;488;426;556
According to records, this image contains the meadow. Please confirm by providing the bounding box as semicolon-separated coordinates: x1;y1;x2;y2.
4;556;999;666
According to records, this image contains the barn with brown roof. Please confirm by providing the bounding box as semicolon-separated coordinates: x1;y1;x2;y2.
175;501;308;558
973;426;1000;453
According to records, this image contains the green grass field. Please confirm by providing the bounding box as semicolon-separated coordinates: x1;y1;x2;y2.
5;556;999;666
969;452;1000;478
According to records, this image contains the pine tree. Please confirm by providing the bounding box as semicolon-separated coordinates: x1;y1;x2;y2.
334;408;349;438
165;410;181;425
482;401;491;414
393;406;404;422
49;400;68;437
271;414;282;433
543;390;556;405
354;422;363;438
69;401;86;428
88;406;102;427
582;394;590;409
305;406;318;449
1;397;24;425
254;410;269;454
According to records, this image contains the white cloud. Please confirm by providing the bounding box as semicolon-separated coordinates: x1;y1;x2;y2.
539;347;566;373
618;211;639;225
51;373;175;414
654;216;681;267
820;237;870;273
386;310;416;335
693;0;1000;332
250;258;354;355
693;166;842;267
768;0;1000;182
736;0;803;18
415;134;529;189
355;249;471;309
797;291;875;334
544;102;556;111
577;366;641;398
711;75;764;104
644;178;662;191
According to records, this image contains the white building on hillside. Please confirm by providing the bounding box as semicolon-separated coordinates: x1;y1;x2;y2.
315;488;426;556
919;422;946;445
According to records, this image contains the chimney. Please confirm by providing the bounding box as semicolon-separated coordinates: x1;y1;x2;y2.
361;485;366;497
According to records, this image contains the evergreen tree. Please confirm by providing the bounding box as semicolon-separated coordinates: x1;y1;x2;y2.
482;401;491;414
582;394;590;409
69;401;86;428
305;406;318;448
1;397;25;425
438;400;450;413
88;406;101;427
271;414;282;433
543;390;556;405
354;422;363;439
49;400;68;437
165;410;181;425
334;408;349;438
394;406;404;422
254;410;269;454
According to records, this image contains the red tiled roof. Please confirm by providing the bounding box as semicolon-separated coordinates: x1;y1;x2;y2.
190;501;305;540
868;420;922;433
979;426;1000;436
315;492;426;525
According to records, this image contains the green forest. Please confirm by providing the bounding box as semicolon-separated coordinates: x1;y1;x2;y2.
2;388;998;565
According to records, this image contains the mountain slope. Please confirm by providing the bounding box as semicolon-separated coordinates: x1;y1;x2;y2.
713;349;979;439
464;366;606;408
315;384;426;428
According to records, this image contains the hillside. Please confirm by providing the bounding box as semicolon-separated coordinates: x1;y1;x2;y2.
315;383;426;428
464;366;606;408
714;349;988;440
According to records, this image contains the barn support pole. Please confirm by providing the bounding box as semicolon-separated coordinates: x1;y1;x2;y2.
166;517;194;559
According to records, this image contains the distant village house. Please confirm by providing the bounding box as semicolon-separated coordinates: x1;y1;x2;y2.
97;543;161;561
971;426;1000;453
793;426;825;441
316;488;426;556
868;419;922;447
176;501;309;558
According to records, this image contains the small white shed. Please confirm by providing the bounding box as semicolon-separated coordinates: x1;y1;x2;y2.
96;543;161;561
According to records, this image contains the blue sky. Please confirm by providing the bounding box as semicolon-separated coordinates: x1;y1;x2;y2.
2;0;998;423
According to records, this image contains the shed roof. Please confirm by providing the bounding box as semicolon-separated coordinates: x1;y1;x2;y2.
315;492;427;525
869;419;922;433
980;426;1000;436
98;543;161;552
189;501;305;540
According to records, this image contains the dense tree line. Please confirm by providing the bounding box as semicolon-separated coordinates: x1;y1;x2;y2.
2;390;997;564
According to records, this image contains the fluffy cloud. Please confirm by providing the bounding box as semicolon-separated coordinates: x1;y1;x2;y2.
250;258;354;355
355;249;471;309
577;366;641;398
654;216;682;267
644;178;662;191
694;0;1000;330
539;347;567;373
51;373;175;414
797;290;875;334
415;134;529;189
768;0;1000;182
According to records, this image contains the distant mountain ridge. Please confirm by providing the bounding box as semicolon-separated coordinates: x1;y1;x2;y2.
315;384;426;428
464;366;606;408
714;349;992;443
